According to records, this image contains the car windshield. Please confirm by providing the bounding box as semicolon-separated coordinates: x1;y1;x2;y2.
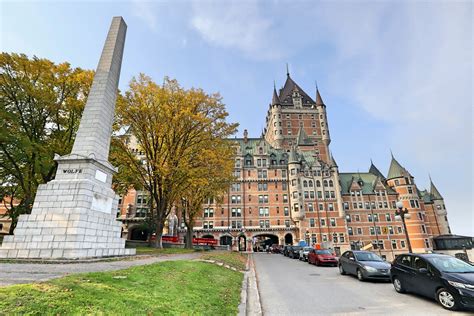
355;252;383;262
428;256;474;273
316;250;332;255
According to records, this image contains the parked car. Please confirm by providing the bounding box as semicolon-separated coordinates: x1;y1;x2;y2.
338;250;391;281
288;246;302;259
283;245;291;257
391;253;474;311
308;249;338;266
299;247;313;261
270;244;281;254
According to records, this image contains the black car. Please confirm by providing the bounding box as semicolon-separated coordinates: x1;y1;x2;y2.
288;246;302;259
391;253;474;311
282;245;291;257
338;250;391;281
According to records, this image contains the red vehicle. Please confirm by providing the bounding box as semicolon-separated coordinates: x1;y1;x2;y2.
308;249;338;266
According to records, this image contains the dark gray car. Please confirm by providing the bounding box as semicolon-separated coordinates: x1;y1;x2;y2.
338;250;391;281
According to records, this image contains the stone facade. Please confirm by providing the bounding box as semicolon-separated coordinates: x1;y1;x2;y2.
0;17;134;259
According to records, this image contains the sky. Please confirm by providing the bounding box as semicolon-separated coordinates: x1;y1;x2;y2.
1;0;472;236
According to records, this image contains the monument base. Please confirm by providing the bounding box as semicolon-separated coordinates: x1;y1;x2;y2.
0;174;135;259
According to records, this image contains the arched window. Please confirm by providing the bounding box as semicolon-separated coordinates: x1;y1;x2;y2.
316;180;321;187
303;180;308;188
323;180;328;187
329;180;334;187
308;180;314;187
259;147;263;154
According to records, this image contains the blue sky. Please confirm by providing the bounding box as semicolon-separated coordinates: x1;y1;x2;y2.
1;0;472;236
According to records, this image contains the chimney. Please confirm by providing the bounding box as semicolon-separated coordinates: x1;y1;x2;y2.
243;129;248;143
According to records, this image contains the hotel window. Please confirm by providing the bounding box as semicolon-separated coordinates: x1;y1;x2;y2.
310;218;315;227
310;191;315;199
282;182;287;190
319;203;324;211
316;180;321;187
358;202;363;209
235;159;241;167
325;191;330;199
330;218;336;227
284;207;289;216
353;202;357;209
308;203;314;212
357;227;362;235
283;194;288;202
259;207;269;217
345;215;351;222
373;214;379;222
343;202;349;210
388;226;394;234
397;226;403;234
292;179;296;186
354;214;360;222
378;202;383;209
311;234;317;244
383;202;388;208
333;233;338;243
317;191;322;199
286;114;290;119
339;233;345;243
322;234;328;242
265;220;270;228
204;208;214;217
400;240;406;248
421;225;427;234
424;239;430;248
408;186;413;194
370;227;375;235
231;208;241;217
371;202;376;209
257;159;262;167
395;180;400;186
258;183;268;191
348;227;353;235
282;170;287;178
368;214;373;222
321;219;326;226
285;220;290;227
304;191;309;199
417;212;423;220
376;227;381;235
328;203;334;211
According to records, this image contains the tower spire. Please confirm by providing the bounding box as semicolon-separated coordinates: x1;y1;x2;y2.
286;63;290;77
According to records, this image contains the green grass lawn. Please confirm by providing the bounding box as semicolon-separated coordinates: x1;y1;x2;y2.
134;246;199;255
0;261;243;315
200;251;248;271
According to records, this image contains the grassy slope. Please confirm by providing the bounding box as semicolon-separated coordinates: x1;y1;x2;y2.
134;247;199;255
0;261;243;315
200;251;248;271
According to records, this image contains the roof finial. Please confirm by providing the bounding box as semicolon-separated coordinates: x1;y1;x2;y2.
273;80;276;89
315;80;318;90
370;158;374;165
390;149;394;159
286;63;290;77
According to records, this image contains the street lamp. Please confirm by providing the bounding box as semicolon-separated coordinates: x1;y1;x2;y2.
395;201;413;253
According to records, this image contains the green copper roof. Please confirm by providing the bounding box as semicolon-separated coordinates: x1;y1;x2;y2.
369;161;385;179
339;172;396;195
387;156;409;179
419;189;433;204
296;128;313;146
430;178;443;200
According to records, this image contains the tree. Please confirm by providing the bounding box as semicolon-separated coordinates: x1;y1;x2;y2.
181;140;235;249
114;74;238;248
0;53;93;233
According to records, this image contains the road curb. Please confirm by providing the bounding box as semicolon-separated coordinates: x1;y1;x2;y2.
239;253;262;316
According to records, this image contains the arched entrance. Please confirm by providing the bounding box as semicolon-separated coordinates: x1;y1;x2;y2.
238;235;246;251
284;233;293;245
220;235;233;246
253;234;279;252
130;227;149;241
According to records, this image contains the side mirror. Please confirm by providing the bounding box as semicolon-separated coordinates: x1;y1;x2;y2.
349;257;355;261
418;268;429;274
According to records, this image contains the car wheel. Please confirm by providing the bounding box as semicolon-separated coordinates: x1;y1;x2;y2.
392;277;406;293
436;288;459;311
357;269;365;281
339;264;346;275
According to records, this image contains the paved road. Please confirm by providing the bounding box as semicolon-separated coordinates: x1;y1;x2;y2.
253;253;470;316
0;253;201;287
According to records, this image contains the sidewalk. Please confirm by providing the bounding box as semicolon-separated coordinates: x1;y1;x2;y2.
0;252;201;286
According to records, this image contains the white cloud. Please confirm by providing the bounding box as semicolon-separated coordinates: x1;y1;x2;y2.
190;1;283;60
131;0;158;31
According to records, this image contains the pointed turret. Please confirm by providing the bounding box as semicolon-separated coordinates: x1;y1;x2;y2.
278;73;315;105
272;83;280;105
316;87;325;107
369;160;385;179
387;154;409;180
296;127;313;146
430;177;443;200
289;146;298;163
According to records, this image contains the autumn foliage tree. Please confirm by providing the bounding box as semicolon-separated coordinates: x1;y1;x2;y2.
0;53;93;233
114;74;238;248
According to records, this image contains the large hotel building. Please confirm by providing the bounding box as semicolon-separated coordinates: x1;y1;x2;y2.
118;73;451;260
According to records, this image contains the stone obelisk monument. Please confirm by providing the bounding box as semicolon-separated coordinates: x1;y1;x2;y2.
0;17;135;259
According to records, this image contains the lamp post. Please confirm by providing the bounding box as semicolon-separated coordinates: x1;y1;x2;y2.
395;201;413;253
